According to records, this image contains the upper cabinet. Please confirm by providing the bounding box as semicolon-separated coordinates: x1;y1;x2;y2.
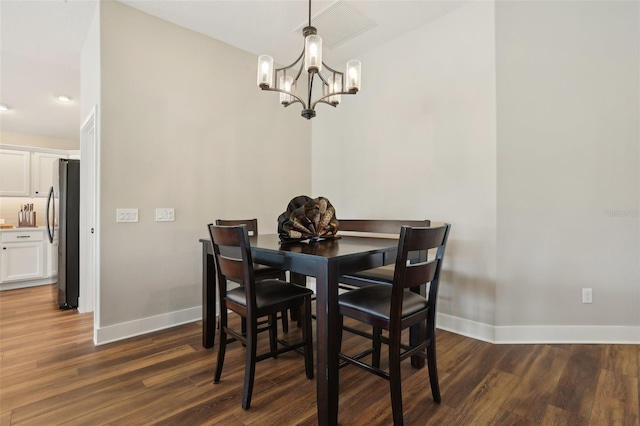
0;149;31;197
31;152;67;197
0;147;69;197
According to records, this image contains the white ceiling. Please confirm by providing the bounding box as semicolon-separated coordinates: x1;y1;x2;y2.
0;0;464;140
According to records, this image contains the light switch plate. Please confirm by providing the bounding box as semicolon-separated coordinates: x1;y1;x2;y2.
116;208;138;223
155;208;175;222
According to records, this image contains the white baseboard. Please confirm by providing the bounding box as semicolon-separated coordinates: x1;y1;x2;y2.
494;325;640;344
437;312;640;344
94;307;639;346
95;306;202;345
436;313;496;343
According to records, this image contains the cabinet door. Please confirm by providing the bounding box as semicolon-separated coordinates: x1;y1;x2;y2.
32;152;67;197
1;242;45;282
0;149;30;197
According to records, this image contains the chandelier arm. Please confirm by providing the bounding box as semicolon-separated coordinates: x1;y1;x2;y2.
260;87;308;109
307;72;314;111
275;50;305;73
321;61;343;74
316;72;329;86
310;90;357;110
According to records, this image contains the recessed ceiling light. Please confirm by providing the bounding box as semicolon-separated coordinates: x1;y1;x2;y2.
0;103;12;111
54;95;73;103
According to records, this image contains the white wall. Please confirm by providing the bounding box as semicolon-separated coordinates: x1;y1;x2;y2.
313;2;498;338
95;1;311;342
495;1;639;342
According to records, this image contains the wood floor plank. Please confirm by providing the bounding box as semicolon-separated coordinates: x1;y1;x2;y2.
548;345;605;420
590;368;639;426
501;345;572;423
538;405;588;426
604;344;639;378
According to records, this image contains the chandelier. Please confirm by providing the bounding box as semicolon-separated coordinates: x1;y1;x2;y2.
256;0;361;119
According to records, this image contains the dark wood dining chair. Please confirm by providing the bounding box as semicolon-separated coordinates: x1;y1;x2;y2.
337;224;451;426
338;219;431;289
207;223;314;410
216;219;290;332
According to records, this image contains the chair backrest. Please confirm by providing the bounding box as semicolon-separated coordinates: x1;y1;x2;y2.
207;223;258;310
339;219;432;264
338;219;431;237
215;219;259;236
391;224;451;327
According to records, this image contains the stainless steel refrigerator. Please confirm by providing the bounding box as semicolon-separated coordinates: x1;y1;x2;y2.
46;159;80;309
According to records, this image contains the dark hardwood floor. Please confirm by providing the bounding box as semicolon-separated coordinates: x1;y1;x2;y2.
1;284;638;425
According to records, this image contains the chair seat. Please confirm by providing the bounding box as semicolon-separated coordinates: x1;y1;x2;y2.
342;265;394;285
338;285;428;321
227;279;313;309
254;263;281;274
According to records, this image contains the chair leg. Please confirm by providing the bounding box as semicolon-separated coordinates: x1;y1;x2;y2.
268;313;278;356
214;310;228;384
388;329;404;426
281;310;289;333
372;326;382;368
242;321;258;410
302;297;314;379
426;323;441;403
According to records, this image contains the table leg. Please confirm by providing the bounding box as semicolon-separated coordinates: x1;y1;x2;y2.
315;263;340;426
202;243;216;349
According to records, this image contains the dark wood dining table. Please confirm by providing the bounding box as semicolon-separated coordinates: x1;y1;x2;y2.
199;234;403;426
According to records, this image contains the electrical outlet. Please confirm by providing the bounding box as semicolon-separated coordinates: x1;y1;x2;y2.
155;208;175;222
582;288;592;304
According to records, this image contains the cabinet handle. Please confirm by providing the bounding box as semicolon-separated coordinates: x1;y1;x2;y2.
16;235;31;239
2;247;6;250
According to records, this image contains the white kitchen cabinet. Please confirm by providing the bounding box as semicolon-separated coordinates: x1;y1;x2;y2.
0;149;31;197
0;230;45;283
31;152;67;197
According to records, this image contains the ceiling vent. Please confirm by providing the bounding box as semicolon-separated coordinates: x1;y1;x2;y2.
295;1;377;49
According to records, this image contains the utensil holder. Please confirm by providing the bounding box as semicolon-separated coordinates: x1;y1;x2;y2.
18;211;36;227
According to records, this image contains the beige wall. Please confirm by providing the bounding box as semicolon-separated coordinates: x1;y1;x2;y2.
97;1;311;330
313;2;498;336
0;132;79;150
495;1;639;336
313;1;639;342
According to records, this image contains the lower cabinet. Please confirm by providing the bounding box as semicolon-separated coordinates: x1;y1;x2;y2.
0;230;57;288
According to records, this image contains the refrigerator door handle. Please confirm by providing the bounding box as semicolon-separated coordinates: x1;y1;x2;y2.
46;186;55;243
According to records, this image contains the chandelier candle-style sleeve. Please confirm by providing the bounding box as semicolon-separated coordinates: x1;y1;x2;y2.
256;0;361;119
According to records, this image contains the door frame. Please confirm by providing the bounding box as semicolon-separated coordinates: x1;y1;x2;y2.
79;106;99;335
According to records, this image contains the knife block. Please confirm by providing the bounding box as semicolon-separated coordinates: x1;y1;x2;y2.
18;211;36;227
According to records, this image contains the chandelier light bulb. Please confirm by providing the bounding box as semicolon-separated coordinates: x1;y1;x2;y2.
279;75;294;105
304;35;323;73
257;55;274;88
328;75;342;105
346;60;361;92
